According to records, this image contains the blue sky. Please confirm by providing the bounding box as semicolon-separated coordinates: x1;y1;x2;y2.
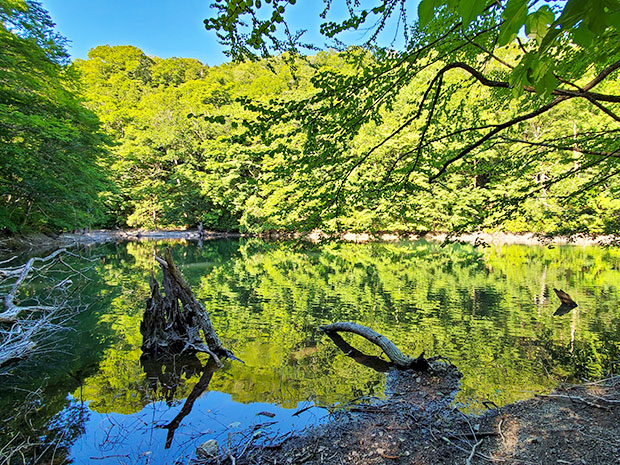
40;0;346;66
40;1;414;66
41;0;228;65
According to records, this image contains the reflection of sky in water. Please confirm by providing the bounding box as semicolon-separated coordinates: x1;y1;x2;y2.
3;239;619;465
58;392;326;465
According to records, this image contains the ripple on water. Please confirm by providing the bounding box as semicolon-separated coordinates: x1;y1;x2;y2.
1;239;619;463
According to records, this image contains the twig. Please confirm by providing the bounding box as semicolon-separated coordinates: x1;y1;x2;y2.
456;408;478;443
448;431;499;440
466;439;483;465
535;393;609;410
498;418;505;443
90;454;131;460
586;394;620;404
441;436;501;463
293;404;314;417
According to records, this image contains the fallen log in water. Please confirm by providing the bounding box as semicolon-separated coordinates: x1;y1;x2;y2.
141;248;237;363
319;322;430;371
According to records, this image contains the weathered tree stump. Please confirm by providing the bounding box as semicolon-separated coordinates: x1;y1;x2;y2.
141;249;235;364
319;322;430;371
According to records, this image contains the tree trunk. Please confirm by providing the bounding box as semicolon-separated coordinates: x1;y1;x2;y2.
319;322;430;371
141;248;236;362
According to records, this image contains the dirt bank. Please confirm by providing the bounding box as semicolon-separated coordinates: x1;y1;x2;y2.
209;369;619;465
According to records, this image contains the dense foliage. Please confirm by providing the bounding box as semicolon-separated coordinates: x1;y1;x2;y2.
2;0;620;235
0;0;111;233
68;42;620;235
202;0;620;235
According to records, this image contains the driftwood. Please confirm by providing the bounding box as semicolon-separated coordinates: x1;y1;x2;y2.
553;288;577;307
1;248;87;370
141;249;235;363
553;288;578;316
319;322;430;371
0;248;65;323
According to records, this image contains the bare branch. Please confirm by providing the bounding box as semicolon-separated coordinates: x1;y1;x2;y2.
583;59;620;92
1;248;87;371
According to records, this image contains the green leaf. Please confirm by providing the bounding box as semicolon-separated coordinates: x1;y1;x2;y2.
524;6;554;42
418;0;437;27
533;70;558;98
457;0;487;27
540;0;587;50
608;9;620;30
498;0;528;46
572;23;595;48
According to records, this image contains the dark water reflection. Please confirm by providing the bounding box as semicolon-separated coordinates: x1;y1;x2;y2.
1;238;619;464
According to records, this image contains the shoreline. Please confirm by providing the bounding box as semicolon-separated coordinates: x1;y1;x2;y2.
2;228;619;253
206;366;620;465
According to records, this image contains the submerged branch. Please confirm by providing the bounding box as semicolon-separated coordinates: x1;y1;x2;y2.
319;322;429;371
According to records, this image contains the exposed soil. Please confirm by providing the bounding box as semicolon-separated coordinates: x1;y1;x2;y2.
204;367;620;465
476;377;620;465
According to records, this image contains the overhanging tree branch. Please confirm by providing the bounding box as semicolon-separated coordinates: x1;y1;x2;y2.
430;95;570;181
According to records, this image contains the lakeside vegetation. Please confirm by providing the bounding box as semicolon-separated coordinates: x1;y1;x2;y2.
2;0;619;236
1;1;620;463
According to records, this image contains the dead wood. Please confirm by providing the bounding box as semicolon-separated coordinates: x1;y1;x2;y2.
553;288;577;308
534;393;610;410
319;322;430;371
1;248;85;370
1;248;65;323
141;248;236;361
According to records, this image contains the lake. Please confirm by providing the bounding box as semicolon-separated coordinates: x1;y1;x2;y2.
1;238;619;464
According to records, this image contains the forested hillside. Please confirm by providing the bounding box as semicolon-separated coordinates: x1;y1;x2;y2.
0;0;110;232
2;0;620;235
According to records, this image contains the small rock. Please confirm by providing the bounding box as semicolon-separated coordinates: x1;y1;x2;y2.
197;439;219;459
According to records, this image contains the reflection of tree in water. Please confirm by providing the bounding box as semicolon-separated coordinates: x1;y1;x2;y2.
141;353;220;449
142;353;204;404
59;240;620;417
45;399;90;458
2;381;92;465
324;332;391;373
2;239;619;463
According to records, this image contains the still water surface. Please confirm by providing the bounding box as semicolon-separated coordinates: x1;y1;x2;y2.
1;239;619;464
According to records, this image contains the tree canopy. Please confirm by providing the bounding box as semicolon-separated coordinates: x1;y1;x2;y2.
2;0;620;236
0;0;111;233
202;0;620;235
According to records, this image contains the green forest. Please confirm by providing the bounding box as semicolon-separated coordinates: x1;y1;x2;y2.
2;2;620;463
2;0;620;236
